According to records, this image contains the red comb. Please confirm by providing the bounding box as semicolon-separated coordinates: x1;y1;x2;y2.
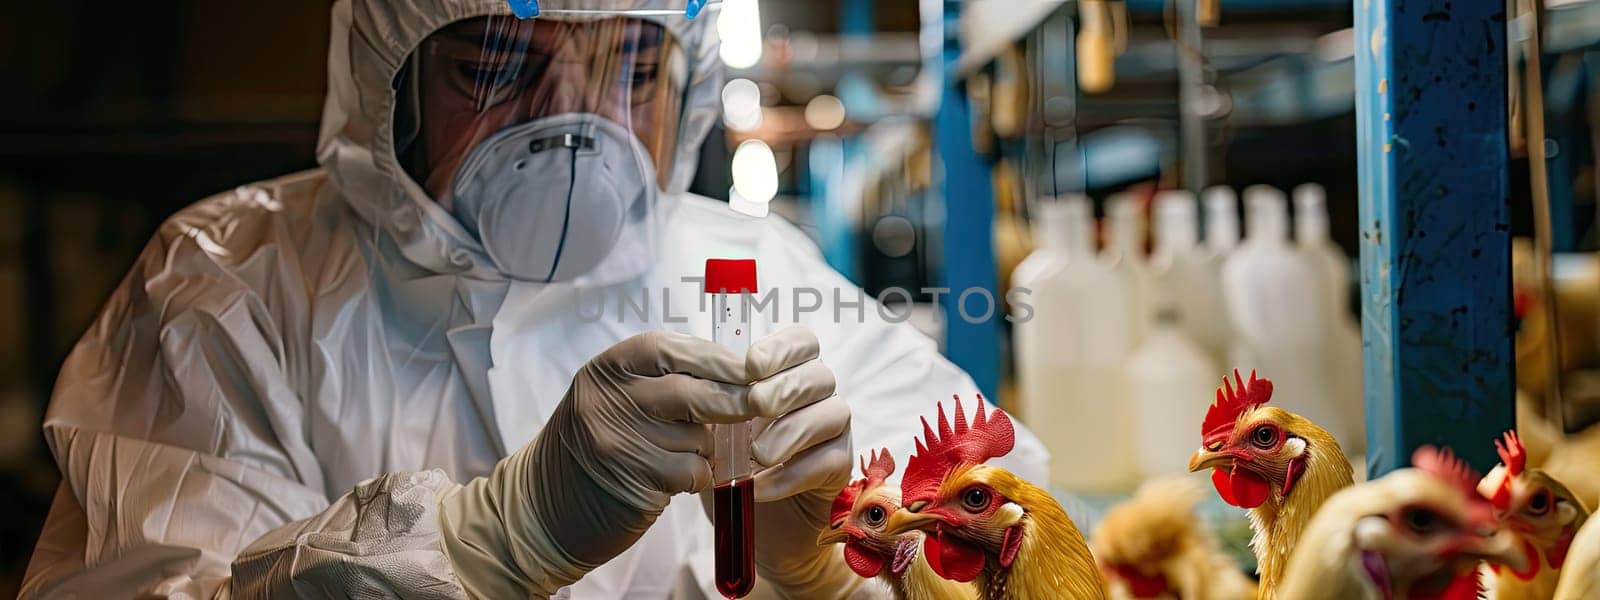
1201;370;1274;446
1413;446;1485;503
830;448;897;524
901;394;1016;506
862;448;896;485
1490;430;1525;510
1495;431;1525;477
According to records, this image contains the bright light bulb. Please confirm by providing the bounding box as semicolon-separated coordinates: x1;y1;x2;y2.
721;78;763;131
803;95;846;131
718;0;763;69
731;140;778;204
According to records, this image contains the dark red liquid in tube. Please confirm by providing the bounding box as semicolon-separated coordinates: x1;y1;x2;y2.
714;478;756;598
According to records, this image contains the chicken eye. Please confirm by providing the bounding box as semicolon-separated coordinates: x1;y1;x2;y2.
961;487;990;512
1250;425;1278;449
865;505;887;525
1403;508;1442;534
1527;491;1552;516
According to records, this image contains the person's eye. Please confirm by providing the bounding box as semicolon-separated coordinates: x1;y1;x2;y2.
458;61;516;84
629;64;660;87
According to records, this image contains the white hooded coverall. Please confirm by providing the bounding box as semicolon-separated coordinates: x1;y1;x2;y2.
20;0;1048;597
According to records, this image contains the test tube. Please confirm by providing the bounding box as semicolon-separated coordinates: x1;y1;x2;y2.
703;258;757;599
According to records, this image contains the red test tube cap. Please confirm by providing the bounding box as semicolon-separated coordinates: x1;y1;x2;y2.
704;259;758;294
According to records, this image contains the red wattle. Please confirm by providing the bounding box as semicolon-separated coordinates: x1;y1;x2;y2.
1550;527;1576;569
1212;465;1270;508
843;542;886;578
930;529;986;582
1112;564;1170;598
1511;540;1541;581
1212;468;1237;505
923;532;945;575
1230;467;1271;508
1434;573;1483;600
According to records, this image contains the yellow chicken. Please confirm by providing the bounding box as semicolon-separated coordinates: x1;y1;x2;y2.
1091;477;1256;600
1187;370;1355;596
819;448;976;600
1476;431;1591;599
1278;447;1529;599
884;395;1107;600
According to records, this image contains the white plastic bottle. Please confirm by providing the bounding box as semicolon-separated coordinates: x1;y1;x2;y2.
1104;193;1153;343
1125;306;1221;477
1016;195;1140;493
1203;186;1241;255
1010;201;1075;421
1221;185;1352;442
1151;190;1232;365
1294;183;1365;450
1012;201;1074;293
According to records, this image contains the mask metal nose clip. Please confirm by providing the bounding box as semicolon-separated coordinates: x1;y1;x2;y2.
528;133;597;154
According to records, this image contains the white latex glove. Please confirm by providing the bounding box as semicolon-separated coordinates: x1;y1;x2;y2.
710;327;860;599
437;327;853;598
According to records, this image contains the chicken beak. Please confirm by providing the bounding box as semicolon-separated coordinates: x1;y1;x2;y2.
884;506;941;536
817;524;851;546
1464;528;1531;574
1188;448;1233;472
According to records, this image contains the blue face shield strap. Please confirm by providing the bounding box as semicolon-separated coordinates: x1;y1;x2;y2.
506;0;711;20
507;0;540;18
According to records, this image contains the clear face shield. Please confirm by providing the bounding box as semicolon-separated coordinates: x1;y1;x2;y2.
393;6;700;282
398;15;689;198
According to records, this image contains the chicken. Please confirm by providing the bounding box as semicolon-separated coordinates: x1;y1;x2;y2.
1091;477;1257;600
1552;513;1600;599
1538;421;1600;514
883;395;1108;600
1186;370;1355;596
1475;431;1592;599
1278;446;1530;600
818;448;976;600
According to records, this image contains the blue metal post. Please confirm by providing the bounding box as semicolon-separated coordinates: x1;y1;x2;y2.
807;136;858;281
842;0;872;35
808;0;875;283
936;0;1000;400
1357;0;1515;475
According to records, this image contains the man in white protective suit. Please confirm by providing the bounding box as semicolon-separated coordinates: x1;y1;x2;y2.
20;0;1047;597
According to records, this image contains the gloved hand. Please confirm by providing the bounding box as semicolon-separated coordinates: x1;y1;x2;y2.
711;328;859;599
436;327;852;598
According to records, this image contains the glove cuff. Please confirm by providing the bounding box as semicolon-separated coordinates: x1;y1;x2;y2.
438;441;589;598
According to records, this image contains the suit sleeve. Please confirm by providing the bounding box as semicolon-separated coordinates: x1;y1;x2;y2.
20;226;471;599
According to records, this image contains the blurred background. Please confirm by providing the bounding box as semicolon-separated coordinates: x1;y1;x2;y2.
5;0;1600;594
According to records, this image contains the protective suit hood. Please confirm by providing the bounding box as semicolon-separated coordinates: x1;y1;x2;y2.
317;0;722;285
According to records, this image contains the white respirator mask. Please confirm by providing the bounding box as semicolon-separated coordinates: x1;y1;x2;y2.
449;112;658;283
